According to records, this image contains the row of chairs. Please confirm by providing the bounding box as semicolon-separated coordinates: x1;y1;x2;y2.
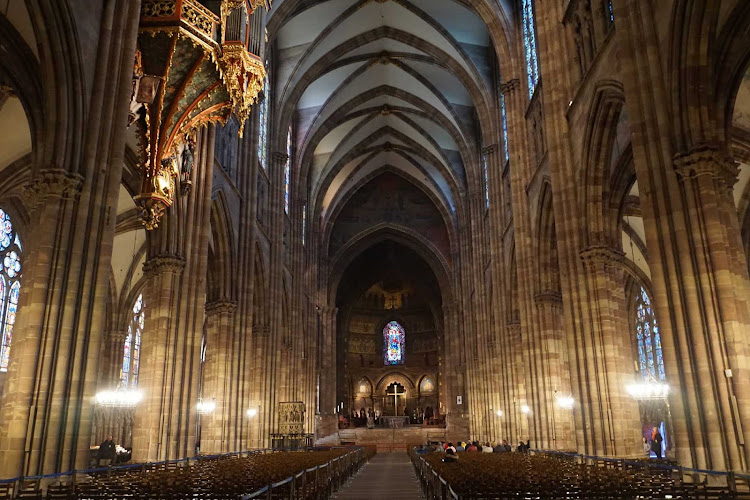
0;448;368;499
411;449;750;499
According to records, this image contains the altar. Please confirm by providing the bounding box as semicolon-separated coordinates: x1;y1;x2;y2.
380;416;410;428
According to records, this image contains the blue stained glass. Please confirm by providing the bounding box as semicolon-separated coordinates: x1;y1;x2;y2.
0;209;21;372
258;75;269;170
121;330;132;387
4;251;20;278
383;321;405;365
501;93;509;162
302;205;307;243
0;210;11;251
634;287;665;381
121;293;145;388
608;0;614;23
483;155;490;208
522;0;540;98
285;127;291;214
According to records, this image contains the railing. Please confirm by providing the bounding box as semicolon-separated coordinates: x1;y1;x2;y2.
0;446;368;500
410;448;459;500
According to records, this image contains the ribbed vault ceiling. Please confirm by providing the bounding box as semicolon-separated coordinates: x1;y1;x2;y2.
270;0;500;251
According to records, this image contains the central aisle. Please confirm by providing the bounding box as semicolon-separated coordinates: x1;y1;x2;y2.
333;452;424;499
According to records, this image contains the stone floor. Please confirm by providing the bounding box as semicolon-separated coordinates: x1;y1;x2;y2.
332;451;424;499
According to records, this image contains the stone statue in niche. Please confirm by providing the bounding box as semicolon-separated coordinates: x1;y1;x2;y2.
180;134;195;195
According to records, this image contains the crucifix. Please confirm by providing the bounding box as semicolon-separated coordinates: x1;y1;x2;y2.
386;383;405;416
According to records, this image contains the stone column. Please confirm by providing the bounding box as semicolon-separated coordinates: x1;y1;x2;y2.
579;247;641;456
505;321;529;445
616;0;750;470
533;292;575;450
0;0;140;478
316;306;338;439
132;125;216;462
200;299;237;454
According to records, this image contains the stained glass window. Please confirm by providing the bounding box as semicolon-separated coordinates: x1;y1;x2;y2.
0;209;22;372
302;204;307;243
383;320;405;365
522;0;541;98
258;75;269;170
121;293;145;388
482;154;490;209
634;286;665;380
501;92;510;163
284;126;291;214
607;0;614;24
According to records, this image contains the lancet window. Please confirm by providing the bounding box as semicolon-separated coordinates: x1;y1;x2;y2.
258;75;269;170
633;286;665;381
383;321;405;365
284;126;291;214
522;0;541;98
121;293;145;388
0;209;21;372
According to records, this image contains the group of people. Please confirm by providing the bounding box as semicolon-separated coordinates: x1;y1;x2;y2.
406;406;435;424
421;439;529;463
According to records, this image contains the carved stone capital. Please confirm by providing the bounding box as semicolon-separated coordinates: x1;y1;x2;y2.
253;324;271;337
579;245;625;269
143;255;186;277
482;144;497;156
534;290;563;305
500;79;521;95
272;152;289;164
505;320;521;337
107;328;129;344
673;145;738;188
205;299;238;316
23;169;84;209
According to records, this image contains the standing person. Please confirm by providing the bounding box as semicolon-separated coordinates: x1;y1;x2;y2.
98;435;116;466
642;437;651;457
651;427;664;459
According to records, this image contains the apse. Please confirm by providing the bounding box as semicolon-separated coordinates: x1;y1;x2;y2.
334;240;443;419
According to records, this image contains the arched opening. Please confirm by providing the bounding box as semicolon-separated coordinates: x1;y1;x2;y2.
334;239;443;427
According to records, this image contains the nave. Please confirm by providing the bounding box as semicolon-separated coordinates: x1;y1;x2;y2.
1;0;750;497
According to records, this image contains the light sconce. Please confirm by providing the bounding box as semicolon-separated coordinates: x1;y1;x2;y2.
556;396;575;409
626;382;669;400
520;405;530;414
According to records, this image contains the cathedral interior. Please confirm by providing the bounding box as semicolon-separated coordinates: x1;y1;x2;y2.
1;0;750;496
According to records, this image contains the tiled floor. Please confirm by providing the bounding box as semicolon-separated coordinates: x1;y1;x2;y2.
332;452;424;499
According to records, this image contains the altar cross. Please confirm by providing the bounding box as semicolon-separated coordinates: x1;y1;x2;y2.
386;384;405;415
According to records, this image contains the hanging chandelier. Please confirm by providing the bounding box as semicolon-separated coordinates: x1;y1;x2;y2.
131;0;268;229
626;381;670;400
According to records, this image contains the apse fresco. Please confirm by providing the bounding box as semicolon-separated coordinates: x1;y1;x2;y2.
383;320;405;365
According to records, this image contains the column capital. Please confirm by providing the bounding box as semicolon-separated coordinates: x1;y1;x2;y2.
500;79;522;95
107;328;129;343
143;254;186;277
252;323;271;337
505;320;521;337
23;168;84;209
272;152;289;164
579;245;625;269
205;299;238;316
534;290;563;305
673;144;738;188
482;144;498;156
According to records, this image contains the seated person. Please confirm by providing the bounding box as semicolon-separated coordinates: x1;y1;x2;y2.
466;442;478;452
455;442;465;452
482;442;493;453
442;448;458;463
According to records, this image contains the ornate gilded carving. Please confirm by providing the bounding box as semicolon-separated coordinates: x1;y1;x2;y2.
133;0;268;229
23;169;84;209
217;43;266;137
